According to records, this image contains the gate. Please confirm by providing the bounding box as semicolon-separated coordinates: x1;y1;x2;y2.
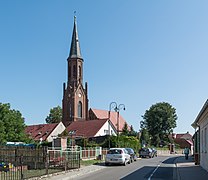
48;146;80;170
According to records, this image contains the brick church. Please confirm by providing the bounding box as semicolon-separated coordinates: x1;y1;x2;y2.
61;16;129;133
62;16;89;126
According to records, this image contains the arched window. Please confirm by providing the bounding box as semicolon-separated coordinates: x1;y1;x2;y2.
78;66;82;78
69;66;71;79
78;101;82;118
73;65;76;78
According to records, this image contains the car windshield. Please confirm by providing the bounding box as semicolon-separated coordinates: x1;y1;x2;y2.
126;148;133;153
108;149;122;154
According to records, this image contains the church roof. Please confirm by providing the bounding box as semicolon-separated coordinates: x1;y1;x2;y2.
69;16;82;59
66;119;108;138
90;108;128;132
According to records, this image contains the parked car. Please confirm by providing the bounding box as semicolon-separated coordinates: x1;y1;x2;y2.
125;148;137;162
151;148;157;157
105;148;131;166
139;147;154;158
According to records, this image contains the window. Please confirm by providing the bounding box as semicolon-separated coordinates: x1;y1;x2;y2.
78;66;82;78
78;101;82;118
104;130;109;135
69;66;71;79
73;65;76;78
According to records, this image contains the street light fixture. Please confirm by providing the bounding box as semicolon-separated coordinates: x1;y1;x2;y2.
108;102;126;148
108;102;118;148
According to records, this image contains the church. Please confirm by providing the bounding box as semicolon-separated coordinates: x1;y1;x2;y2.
61;15;129;137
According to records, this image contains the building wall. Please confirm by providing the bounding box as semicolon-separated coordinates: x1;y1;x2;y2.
47;122;66;142
95;121;116;137
199;108;208;172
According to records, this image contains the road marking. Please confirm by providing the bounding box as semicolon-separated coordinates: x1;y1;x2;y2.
147;163;161;180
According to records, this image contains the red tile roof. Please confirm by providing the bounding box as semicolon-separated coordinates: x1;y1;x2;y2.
66;119;108;138
90;108;128;132
176;133;192;140
25;123;59;141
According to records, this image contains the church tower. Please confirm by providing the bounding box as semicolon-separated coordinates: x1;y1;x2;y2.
62;16;88;126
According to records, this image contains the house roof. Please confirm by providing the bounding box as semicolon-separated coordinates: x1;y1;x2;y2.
90;108;128;132
175;133;192;140
25;123;59;141
66;119;108;138
192;99;208;128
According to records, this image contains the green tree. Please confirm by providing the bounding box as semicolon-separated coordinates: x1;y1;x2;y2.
0;103;29;143
121;122;129;136
45;106;62;124
141;102;177;147
140;128;150;146
129;125;137;137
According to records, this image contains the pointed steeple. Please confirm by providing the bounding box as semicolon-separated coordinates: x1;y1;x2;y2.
69;16;82;59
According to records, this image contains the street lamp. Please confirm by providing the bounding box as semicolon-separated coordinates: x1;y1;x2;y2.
108;102;118;148
115;104;125;146
108;102;126;148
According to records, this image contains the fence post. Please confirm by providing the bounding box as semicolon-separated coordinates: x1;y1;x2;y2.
80;146;82;159
20;155;24;180
45;153;49;175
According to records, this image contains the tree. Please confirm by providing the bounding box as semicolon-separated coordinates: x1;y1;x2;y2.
129;125;137;137
0;103;29;144
121;122;129;136
45;106;62;124
140;128;150;147
141;102;177;147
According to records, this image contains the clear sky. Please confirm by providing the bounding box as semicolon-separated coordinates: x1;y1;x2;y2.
1;1;208;135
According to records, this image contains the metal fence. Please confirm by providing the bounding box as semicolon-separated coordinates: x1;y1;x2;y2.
0;145;80;180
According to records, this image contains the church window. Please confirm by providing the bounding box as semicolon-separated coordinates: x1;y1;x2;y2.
69;66;71;79
73;65;76;78
78;101;82;118
78;65;82;78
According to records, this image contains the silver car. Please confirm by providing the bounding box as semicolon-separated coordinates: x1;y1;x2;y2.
105;148;131;166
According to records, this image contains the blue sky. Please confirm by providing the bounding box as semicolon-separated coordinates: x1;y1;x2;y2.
1;1;208;135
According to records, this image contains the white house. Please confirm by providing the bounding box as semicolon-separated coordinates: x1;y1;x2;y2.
192;99;208;171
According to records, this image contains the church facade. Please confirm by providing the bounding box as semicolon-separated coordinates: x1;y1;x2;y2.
62;16;89;126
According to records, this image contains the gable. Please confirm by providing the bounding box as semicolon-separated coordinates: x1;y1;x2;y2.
25;122;65;142
89;108;129;132
66;119;108;138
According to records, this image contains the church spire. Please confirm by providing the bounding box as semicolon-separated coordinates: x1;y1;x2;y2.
69;16;82;59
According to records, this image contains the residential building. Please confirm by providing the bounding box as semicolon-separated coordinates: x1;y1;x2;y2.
192;99;208;171
66;119;116;139
25;122;65;143
89;108;128;134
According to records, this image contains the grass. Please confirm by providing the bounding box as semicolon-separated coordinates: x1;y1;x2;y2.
80;159;104;166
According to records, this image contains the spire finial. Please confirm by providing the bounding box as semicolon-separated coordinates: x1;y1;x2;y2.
74;11;76;18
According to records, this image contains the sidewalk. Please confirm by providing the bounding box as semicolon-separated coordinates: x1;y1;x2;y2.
41;164;106;180
175;155;208;180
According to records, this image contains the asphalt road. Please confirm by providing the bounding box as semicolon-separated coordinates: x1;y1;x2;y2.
76;155;179;180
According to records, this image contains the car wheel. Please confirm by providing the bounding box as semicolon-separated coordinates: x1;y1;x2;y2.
123;160;127;166
105;162;109;166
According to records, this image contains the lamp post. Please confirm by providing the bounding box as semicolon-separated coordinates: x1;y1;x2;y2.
115;104;125;147
108;102;125;148
108;102;118;148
